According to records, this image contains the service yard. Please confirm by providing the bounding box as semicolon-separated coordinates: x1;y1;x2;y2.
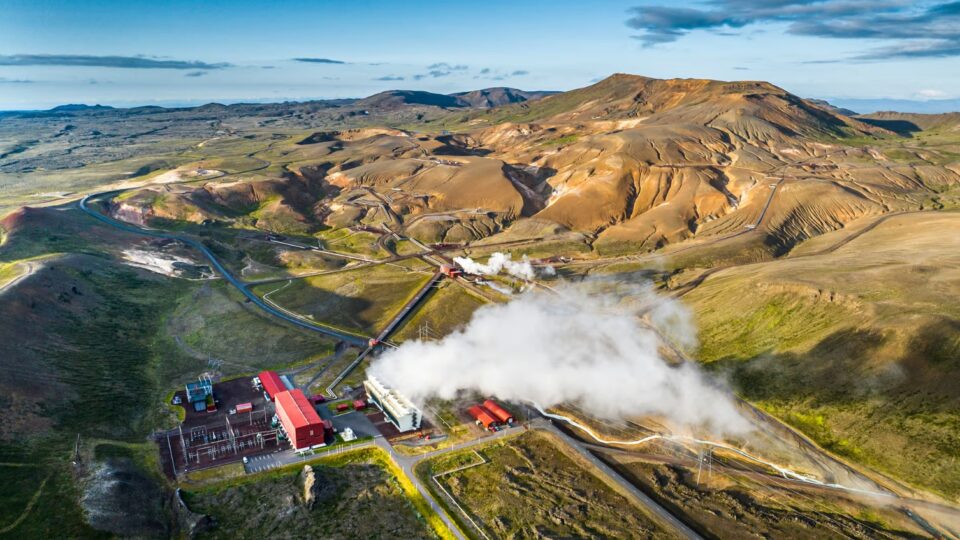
417;430;677;539
160;377;281;477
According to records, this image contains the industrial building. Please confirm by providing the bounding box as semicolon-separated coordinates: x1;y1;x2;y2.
483;399;514;424
467;405;498;431
439;263;463;278
258;370;286;401
274;389;327;450
363;376;422;432
185;376;214;412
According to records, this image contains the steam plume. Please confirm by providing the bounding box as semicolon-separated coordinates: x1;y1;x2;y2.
370;282;749;434
454;252;546;280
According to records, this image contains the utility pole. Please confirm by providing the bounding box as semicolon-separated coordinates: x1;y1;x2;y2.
696;449;704;486
72;434;81;465
226;416;237;455
178;423;188;465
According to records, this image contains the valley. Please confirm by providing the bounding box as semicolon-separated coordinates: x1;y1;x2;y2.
1;74;959;538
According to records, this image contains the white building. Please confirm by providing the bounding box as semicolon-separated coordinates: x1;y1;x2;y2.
363;376;422;432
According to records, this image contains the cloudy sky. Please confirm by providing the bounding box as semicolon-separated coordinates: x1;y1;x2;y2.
1;0;958;111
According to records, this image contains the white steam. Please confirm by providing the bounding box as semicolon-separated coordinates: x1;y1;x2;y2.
454;252;549;280
370;283;750;434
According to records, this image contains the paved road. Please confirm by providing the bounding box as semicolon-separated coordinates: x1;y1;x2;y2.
0;261;37;295
78;191;368;346
243;440;376;474
540;422;704;540
388;420;701;540
375;437;467;540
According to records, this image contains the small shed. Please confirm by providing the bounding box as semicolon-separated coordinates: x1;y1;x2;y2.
483;399;514;424
467;405;498;431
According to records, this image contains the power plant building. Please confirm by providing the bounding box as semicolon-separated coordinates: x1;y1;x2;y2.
467;405;498;431
274;389;326;449
258;370;286;401
483;399;514;424
363;376;422;432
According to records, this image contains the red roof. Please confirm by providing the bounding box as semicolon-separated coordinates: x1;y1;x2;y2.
467;405;497;429
275;389;323;429
483;400;514;423
258;370;285;400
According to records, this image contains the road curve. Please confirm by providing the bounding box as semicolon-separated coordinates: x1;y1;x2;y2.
393;421;702;540
78;191;368;346
0;261;37;296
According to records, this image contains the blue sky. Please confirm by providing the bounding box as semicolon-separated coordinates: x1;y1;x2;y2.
1;0;958;111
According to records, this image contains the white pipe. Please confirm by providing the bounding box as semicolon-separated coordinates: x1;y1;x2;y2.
532;403;896;499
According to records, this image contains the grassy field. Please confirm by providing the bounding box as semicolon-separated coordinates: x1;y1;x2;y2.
391;281;488;342
417;431;676;539
0;446;105;538
306;349;362;394
184;448;441;540
606;455;926;538
166;280;337;380
252;264;434;336
683;211;960;500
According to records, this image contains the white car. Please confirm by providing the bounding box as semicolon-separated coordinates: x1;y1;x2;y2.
242;456;249;464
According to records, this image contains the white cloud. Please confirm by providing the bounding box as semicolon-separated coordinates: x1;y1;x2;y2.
915;89;947;99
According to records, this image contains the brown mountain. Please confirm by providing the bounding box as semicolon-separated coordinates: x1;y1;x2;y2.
111;73;955;255
450;87;556;108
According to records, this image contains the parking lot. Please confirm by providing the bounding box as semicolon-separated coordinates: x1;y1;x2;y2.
243;452;286;473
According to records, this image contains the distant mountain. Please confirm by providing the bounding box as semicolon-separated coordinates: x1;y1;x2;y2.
807;99;858;117
49;104;114;112
824;98;960;115
857;111;960;135
358;87;556;110
450;87;556;108
358;90;466;109
447;73;881;141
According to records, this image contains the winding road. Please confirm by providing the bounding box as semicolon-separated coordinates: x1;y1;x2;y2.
0;261;38;296
78;191;368;346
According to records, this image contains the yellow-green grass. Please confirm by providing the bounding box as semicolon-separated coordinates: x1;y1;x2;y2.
417;430;676;539
391;281;488;342
316;227;386;258
309;349;368;393
607;457;925;538
683;211;960;499
184;447;454;540
165;280;337;384
0;260;25;286
252;264;433;336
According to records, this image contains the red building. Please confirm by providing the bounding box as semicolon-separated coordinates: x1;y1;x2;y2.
274;389;326;449
258;370;286;401
483;399;514;424
467;405;498;431
440;264;463;278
